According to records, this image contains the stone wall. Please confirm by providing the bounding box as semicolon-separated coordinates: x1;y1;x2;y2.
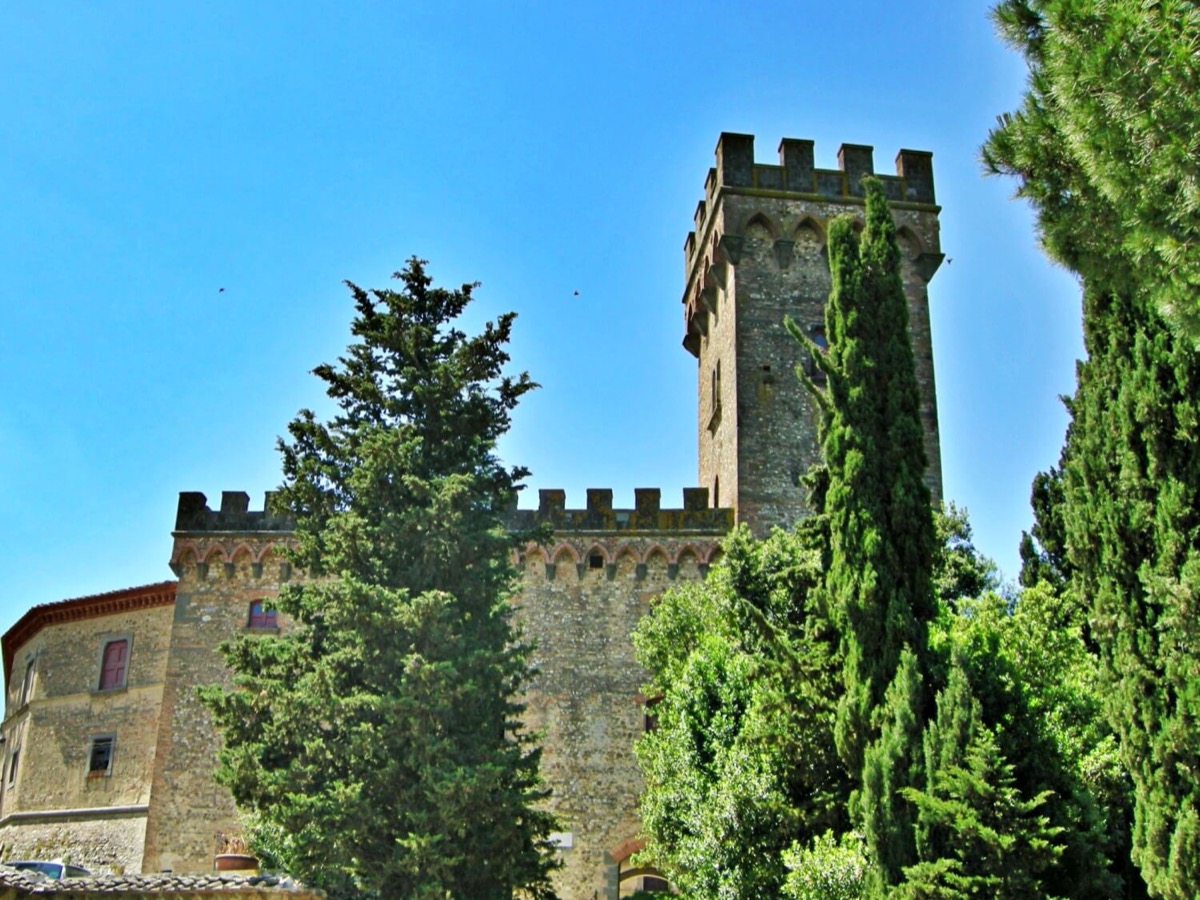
508;488;730;898
141;502;292;875
686;133;944;535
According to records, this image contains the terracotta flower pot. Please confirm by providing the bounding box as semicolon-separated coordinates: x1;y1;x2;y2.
214;853;258;872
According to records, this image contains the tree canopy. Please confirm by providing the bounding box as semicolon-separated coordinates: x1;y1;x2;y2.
987;4;1200;896
200;259;558;899
984;0;1200;338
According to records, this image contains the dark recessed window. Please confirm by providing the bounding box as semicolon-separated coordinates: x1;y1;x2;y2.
99;639;129;691
18;659;34;706
642;875;670;892
88;736;114;777
588;553;604;570
644;695;662;733
248;600;278;629
7;747;18;786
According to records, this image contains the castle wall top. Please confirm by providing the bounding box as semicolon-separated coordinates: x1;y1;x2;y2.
174;491;293;533
174;489;734;537
503;488;733;534
684;132;936;270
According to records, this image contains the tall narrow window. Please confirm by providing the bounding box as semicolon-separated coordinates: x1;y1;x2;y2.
7;747;18;786
99;639;129;691
18;659;34;706
88;736;115;777
248;600;277;629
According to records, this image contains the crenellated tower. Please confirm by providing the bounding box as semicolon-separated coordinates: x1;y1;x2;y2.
683;133;945;535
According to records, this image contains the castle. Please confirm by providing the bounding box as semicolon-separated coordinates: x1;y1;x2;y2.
0;133;943;900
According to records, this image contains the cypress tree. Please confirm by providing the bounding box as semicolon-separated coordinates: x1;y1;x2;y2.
200;259;558;899
986;4;1200;894
789;176;937;890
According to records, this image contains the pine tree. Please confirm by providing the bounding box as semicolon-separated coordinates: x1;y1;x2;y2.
788;176;937;890
200;259;558;899
985;0;1200;336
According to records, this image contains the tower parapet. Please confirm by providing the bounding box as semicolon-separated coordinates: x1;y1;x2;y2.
174;491;292;533
683;133;945;535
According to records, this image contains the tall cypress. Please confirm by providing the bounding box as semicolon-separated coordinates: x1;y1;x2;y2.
986;3;1200;895
790;176;936;890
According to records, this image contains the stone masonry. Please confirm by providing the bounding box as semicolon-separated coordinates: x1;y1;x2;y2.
1;133;944;899
687;133;943;535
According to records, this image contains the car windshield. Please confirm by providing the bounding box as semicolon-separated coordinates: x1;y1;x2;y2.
6;861;89;879
10;862;64;878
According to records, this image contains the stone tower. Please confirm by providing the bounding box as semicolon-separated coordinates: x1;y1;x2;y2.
683;133;945;534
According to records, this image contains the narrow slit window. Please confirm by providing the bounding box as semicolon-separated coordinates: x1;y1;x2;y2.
18;659;34;706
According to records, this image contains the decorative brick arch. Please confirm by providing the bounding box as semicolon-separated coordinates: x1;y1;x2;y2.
643;544;670;567
550;543;581;566
201;545;229;566
608;836;645;865
793;215;827;244
584;544;610;566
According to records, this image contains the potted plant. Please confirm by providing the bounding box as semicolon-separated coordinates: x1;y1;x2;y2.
214;833;257;872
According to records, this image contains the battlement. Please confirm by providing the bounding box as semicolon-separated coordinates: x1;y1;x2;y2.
683;132;936;273
502;488;733;534
174;491;294;533
175;488;734;537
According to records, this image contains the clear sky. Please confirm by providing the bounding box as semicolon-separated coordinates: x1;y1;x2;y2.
0;1;1083;634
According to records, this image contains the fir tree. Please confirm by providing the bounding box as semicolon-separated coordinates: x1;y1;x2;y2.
789;176;937;890
200;259;558;899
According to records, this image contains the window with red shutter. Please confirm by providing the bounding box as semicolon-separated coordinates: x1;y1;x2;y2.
99;639;128;690
248;601;277;629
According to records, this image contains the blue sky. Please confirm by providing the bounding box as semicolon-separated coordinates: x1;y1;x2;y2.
0;1;1081;631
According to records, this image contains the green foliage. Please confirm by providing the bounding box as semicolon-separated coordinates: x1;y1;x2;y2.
782;831;868;900
788;176;937;891
942;586;1138;898
632;524;850;898
199;259;557;899
988;5;1200;895
860;649;924;893
898;658;1065;899
984;0;1200;337
1059;286;1200;899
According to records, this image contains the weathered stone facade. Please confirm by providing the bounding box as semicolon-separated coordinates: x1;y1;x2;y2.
0;584;177;874
1;134;943;899
686;133;943;535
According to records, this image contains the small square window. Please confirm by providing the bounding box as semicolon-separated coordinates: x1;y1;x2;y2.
88;736;114;777
588;554;604;570
248;601;277;629
99;639;129;691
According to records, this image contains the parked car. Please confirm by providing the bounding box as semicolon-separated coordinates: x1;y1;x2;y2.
4;860;91;879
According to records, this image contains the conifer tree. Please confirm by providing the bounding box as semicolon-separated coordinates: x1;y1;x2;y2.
200;259;558;899
789;176;937;890
899;660;1064;900
987;4;1200;895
